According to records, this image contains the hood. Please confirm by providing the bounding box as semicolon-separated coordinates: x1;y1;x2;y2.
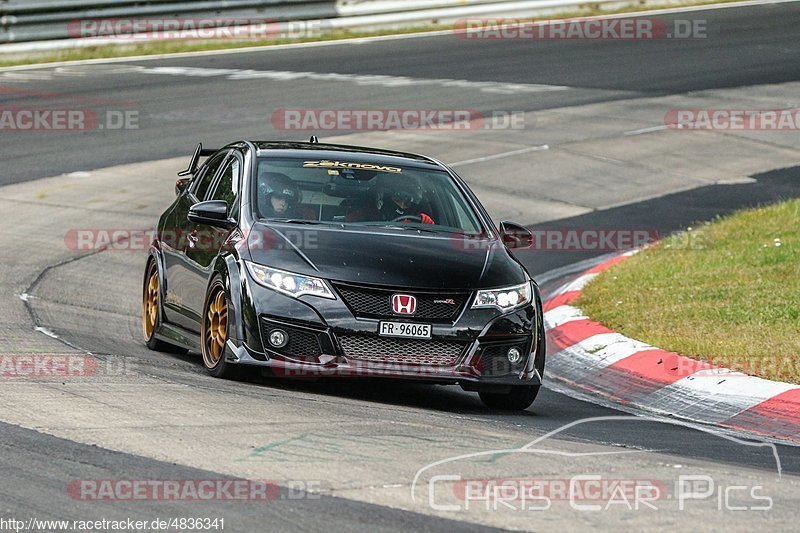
246;223;527;290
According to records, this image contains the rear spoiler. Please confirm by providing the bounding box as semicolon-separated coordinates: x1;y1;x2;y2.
177;143;218;176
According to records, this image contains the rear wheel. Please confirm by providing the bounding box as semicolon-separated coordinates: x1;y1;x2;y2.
201;278;243;379
479;385;540;410
142;260;186;354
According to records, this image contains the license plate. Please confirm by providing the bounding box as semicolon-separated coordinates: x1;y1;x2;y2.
378;321;432;339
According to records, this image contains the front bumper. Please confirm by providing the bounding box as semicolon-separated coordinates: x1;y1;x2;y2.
228;269;544;387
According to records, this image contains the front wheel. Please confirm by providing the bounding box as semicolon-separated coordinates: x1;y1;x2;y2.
201;278;243;379
479;385;540;410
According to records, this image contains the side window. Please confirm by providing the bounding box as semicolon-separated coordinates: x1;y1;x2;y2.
208;157;240;209
191;152;226;200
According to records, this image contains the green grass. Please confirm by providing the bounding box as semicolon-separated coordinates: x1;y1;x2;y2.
579;199;800;383
0;0;750;68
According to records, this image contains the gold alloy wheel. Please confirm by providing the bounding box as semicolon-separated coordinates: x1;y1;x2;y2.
203;286;228;368
142;265;159;341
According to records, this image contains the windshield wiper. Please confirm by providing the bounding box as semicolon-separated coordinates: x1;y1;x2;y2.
267;219;327;225
360;223;454;235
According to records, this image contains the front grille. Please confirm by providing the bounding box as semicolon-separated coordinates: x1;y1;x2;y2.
333;283;469;322
338;335;467;366
260;319;323;360
475;342;530;377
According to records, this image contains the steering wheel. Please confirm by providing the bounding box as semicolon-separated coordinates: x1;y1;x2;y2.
391;215;423;223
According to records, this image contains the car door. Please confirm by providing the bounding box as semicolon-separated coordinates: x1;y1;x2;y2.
162;150;229;331
181;152;242;330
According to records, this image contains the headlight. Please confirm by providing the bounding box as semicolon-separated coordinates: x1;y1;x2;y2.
472;282;531;312
245;261;335;300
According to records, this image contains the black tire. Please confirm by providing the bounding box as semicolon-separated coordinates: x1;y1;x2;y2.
479;385;540;410
142;259;187;354
201;277;244;380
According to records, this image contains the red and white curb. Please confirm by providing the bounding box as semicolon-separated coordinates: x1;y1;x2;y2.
543;252;800;443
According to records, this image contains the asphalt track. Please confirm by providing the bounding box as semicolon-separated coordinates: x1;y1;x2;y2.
1;2;800;531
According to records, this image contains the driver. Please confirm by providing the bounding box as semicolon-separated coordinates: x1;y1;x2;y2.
258;172;307;219
347;176;435;224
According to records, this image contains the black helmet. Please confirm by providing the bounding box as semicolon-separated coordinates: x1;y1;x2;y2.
259;172;301;205
388;177;423;208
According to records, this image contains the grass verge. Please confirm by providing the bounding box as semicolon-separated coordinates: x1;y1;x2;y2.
0;0;750;68
579;198;800;384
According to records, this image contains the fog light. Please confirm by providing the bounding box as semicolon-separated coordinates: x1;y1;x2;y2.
507;347;522;364
269;329;288;348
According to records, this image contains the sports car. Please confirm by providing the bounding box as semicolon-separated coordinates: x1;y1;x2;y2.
143;139;545;409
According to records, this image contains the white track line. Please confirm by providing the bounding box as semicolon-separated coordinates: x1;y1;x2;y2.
450;144;549;167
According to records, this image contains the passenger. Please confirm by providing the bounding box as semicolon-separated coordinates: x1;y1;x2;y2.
258;172;315;220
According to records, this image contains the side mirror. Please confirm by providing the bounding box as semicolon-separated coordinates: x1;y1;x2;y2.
188;200;235;229
175;178;191;196
499;221;533;249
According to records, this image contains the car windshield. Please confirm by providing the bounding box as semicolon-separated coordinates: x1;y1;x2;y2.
253;157;485;234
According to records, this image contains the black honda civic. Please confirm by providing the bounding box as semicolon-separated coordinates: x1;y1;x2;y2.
143;140;545;409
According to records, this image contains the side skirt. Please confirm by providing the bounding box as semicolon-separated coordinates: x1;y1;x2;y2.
155;322;201;352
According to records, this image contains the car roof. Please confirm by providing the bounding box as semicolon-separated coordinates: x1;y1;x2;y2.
250;141;445;171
